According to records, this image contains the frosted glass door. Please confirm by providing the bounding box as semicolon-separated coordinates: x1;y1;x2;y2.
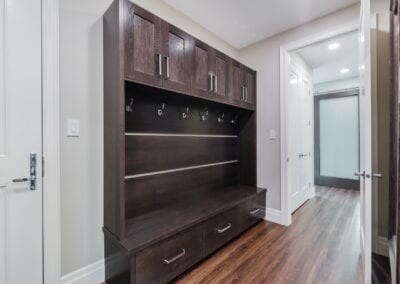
319;96;359;180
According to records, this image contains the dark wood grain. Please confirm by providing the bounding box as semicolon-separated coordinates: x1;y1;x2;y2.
228;59;243;105
122;186;266;253
176;186;363;284
125;163;239;218
214;51;229;98
161;22;191;94
136;225;203;284
243;67;256;108
124;83;249;135
125;135;238;175
191;39;213;98
124;1;162;86
103;0;126;239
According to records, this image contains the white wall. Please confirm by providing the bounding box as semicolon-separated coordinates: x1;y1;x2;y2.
239;4;360;210
60;0;240;276
314;77;359;94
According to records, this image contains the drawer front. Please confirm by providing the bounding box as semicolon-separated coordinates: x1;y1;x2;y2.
135;226;203;284
204;207;241;255
239;193;266;230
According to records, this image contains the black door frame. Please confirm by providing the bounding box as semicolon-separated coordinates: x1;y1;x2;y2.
314;88;360;190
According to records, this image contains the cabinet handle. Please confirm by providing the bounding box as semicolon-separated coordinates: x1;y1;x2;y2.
165;56;170;80
214;75;218;93
217;223;232;233
209;73;214;92
157;53;162;77
241;86;245;101
250;208;260;215
245;87;248;102
163;249;186;265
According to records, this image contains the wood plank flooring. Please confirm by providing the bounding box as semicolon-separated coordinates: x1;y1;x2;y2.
175;186;363;284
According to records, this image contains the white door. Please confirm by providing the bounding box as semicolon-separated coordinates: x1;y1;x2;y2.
288;63;314;213
0;0;43;283
358;0;372;282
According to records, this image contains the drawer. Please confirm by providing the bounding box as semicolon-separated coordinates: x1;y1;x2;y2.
135;225;203;284
204;207;241;255
239;193;266;230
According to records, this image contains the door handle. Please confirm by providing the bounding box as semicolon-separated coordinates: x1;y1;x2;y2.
214;75;218;93
298;153;308;158
157;53;162;77
354;171;366;178
12;153;37;190
165;56;170;80
208;73;214;92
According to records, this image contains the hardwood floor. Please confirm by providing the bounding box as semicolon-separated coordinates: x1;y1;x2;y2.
175;186;363;284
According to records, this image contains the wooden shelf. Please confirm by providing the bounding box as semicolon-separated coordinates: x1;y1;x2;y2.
120;186;266;253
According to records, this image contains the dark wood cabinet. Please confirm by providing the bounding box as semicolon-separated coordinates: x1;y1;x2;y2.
191;39;214;98
161;22;191;94
243;67;256;108
212;50;229;98
124;3;163;87
104;1;263;283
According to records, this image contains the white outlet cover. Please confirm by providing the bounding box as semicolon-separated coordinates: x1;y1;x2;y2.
67;119;80;137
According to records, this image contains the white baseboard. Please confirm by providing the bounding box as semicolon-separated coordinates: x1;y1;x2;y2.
264;207;284;225
61;259;105;284
373;236;389;257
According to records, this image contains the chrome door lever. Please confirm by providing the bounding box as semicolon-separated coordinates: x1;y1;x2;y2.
354;171;366;178
12;153;37;190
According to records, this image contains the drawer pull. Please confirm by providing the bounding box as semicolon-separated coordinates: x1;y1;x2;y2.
217;223;232;234
163;249;186;265
250;208;260;215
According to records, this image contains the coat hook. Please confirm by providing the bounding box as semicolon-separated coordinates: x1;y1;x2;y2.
182;107;190;119
218;113;225;123
230;114;238;125
126;97;134;113
200;108;209;121
156;103;166;117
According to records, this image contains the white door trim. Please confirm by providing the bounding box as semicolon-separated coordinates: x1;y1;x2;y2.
279;23;359;226
42;0;61;283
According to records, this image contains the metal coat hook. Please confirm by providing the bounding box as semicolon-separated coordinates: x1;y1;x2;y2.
156;103;166;117
200;108;209;121
126;97;134;113
230;114;238;125
182;107;190;119
217;113;225;123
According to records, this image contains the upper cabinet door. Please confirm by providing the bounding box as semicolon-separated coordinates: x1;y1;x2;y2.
243;67;256;109
124;2;163;87
228;60;243;104
191;39;213;99
213;51;229;98
161;22;191;94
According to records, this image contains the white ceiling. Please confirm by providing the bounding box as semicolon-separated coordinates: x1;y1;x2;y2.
162;0;360;49
294;32;359;84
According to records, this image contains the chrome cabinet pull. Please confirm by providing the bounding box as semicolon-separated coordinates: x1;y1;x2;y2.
214;75;218;93
165;56;170;80
217;223;232;233
157;53;162;77
241;86;245;101
12;153;37;190
250;208;260;215
209;73;214;92
245;87;248;102
163;249;186;265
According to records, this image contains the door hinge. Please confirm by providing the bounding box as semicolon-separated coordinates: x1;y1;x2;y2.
42;156;45;177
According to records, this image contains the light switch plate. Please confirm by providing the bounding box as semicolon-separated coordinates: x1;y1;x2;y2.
269;129;277;140
67;119;80;137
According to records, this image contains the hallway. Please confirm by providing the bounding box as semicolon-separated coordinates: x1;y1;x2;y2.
176;187;362;284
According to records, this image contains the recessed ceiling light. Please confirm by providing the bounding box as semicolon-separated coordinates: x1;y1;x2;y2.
340;68;350;74
328;42;340;50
